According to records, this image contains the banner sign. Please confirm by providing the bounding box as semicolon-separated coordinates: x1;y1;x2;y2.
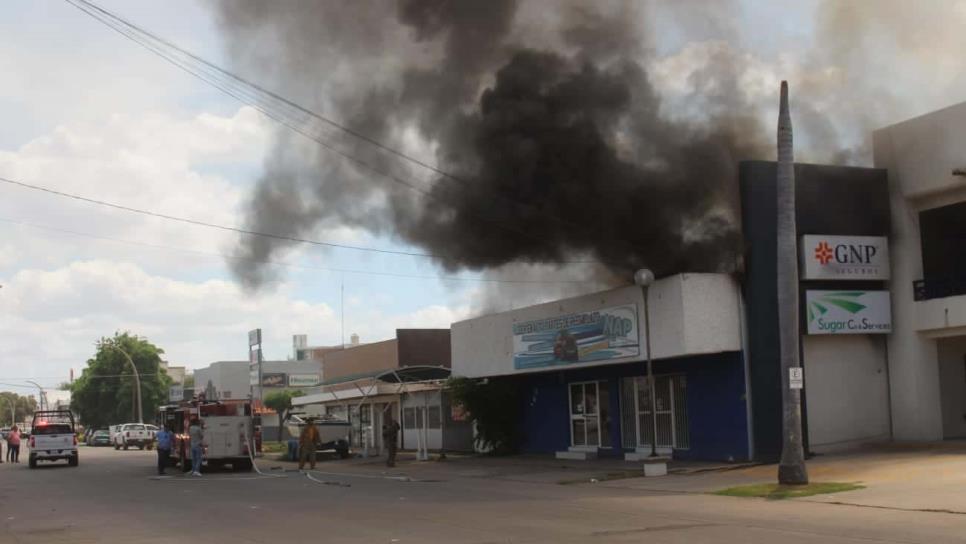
806;290;892;335
288;374;320;387
261;373;286;388
512;304;640;370
801;235;890;280
248;329;262;347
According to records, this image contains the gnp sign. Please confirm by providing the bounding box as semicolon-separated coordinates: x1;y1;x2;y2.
800;235;889;280
806;290;892;335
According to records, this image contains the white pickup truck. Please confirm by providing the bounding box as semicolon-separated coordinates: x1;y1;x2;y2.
113;423;154;450
28;410;78;468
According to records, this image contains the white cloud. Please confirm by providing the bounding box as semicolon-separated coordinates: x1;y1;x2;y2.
0;259;463;387
0;106;272;275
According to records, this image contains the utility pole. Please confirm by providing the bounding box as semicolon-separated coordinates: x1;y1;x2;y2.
776;81;808;485
634;268;658;457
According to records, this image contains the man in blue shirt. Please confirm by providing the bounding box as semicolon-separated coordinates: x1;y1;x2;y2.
155;425;174;475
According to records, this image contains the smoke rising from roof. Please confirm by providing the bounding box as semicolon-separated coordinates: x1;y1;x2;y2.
211;0;964;297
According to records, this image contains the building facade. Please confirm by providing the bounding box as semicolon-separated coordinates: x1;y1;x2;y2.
294;329;474;454
874;102;966;441
740;161;893;457
451;274;750;462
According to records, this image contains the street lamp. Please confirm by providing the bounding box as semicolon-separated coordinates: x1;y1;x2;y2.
101;342;143;423
634;269;660;458
25;380;46;411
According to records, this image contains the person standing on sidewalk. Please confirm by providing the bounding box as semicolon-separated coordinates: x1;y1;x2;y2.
7;426;21;463
155;425;173;475
188;419;204;476
298;418;320;471
382;414;400;468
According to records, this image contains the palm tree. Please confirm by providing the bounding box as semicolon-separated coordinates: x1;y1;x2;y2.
776;81;808;485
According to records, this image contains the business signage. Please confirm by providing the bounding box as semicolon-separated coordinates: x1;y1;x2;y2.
248;329;262;347
261;373;287;388
248;347;261;386
512;304;640;370
288;374;320;387
168;385;184;402
801;235;889;280
805;290;892;335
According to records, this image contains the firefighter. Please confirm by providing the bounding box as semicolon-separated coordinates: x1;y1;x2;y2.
298;417;320;471
382;414;400;468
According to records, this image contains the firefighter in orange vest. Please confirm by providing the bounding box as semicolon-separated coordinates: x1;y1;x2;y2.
298;418;320;471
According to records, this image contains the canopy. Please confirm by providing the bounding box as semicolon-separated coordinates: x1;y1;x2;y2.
293;366;451;407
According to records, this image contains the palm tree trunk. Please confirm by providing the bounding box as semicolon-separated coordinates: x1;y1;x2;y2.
776;81;808;485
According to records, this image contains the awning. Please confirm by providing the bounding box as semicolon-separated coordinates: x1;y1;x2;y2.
375;365;451;384
292;366;450;407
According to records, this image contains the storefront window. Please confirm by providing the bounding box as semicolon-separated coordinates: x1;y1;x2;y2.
427;406;441;429
570;384;583;414
403;407;416;429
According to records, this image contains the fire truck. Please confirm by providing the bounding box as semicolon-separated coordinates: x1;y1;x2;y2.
157;399;261;472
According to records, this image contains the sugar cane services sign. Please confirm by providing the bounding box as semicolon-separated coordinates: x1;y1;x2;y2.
806;290;892;335
801;235;889;280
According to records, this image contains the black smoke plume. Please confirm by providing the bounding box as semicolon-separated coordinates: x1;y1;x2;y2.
214;0;770;290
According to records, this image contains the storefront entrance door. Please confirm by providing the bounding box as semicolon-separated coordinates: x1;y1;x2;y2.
569;382;601;448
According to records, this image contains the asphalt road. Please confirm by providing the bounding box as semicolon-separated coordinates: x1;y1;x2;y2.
1;446;963;543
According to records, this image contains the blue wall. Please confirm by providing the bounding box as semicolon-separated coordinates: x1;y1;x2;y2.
517;352;749;462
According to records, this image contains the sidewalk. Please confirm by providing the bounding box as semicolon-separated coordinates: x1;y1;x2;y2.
596;440;966;513
264;441;966;514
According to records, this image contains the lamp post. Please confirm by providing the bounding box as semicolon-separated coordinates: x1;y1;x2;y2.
102;342;143;424
634;268;659;458
25;380;46;411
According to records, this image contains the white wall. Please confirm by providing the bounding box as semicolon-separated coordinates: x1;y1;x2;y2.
401;390;442;450
872;102;966;440
937;337;966;439
803;335;891;451
451;273;742;379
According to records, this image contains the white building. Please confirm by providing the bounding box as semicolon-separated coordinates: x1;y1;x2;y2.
874;102;966;441
451;274;750;461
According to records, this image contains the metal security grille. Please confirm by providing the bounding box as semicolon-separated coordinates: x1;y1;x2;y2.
622;375;689;450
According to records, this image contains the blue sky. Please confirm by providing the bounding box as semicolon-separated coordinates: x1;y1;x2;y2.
3;0;966;396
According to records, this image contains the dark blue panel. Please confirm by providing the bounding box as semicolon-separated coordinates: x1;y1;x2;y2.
514;352;750;461
519;373;570;454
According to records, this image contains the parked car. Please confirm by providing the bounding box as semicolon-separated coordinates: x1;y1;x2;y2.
90;430;112;447
113;423;153;450
145;424;159;442
0;427;9;440
28;410;78;468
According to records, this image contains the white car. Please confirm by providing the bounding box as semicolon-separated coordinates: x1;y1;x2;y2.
28;411;78;468
113;423;153;450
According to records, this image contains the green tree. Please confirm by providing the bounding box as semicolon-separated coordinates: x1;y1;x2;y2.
0;392;38;427
70;332;173;429
263;389;303;442
447;377;522;454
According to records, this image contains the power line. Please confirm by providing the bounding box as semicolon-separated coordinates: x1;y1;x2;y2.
0;215;589;285
0;175;436;258
63;0;630;264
